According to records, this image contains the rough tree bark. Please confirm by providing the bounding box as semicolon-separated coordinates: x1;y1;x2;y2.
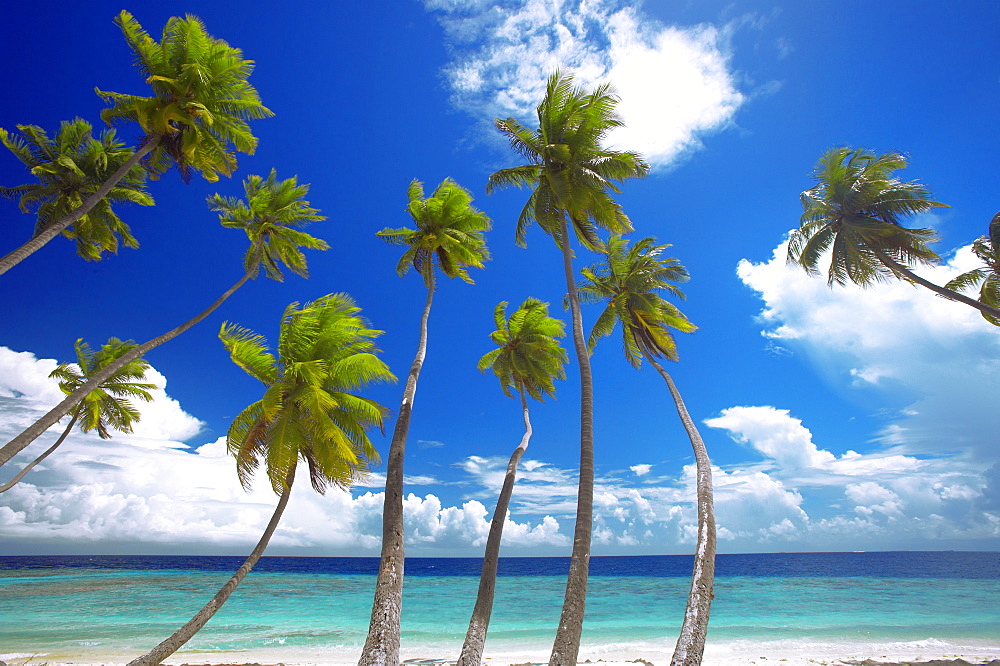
645;356;716;666
358;284;434;666
549;216;595;666
457;389;533;666
0;412;79;493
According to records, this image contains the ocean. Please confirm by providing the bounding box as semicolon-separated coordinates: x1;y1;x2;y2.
1;552;998;664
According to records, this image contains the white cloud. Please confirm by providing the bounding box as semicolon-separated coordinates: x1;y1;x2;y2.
736;241;1000;457
0;346;203;443
424;0;744;169
3;330;997;555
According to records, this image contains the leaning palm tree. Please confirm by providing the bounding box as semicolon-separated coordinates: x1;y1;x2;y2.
788;147;1000;320
0;337;155;494
945;212;1000;326
0;170;326;469
359;178;490;666
578;235;714;666
127;293;394;666
486;70;648;666
0;119;154;263
0;10;272;275
458;298;567;666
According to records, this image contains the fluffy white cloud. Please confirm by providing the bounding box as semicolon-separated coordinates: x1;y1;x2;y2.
0;346;203;443
630;463;652;476
423;0;744;169
0;349;570;554
737;240;1000;457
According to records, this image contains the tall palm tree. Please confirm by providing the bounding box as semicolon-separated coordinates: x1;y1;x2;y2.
0;119;154;262
945;212;1000;326
577;235;714;666
127;293;394;666
458;298;567;666
0;337;155;494
0;10;272;275
486;70;648;666
788;147;1000;320
359;178;490;666
0;170;326;470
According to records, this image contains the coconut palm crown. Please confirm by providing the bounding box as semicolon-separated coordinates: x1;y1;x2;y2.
945;212;1000;326
378;178;491;289
208;169;328;281
96;10;273;183
486;71;649;251
0;119;153;261
788;147;947;287
478;298;568;402
50;338;157;439
220;293;395;495
578;234;696;367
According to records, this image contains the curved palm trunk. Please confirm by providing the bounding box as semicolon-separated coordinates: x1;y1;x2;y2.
0;249;260;469
875;249;1000;320
458;389;533;666
0;412;79;493
0;134;162;276
358;283;434;666
549;217;595;666
644;356;716;666
127;466;295;666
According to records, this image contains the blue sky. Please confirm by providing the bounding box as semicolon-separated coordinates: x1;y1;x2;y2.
1;0;998;556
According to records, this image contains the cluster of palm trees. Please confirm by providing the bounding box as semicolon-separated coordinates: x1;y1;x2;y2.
2;10;998;666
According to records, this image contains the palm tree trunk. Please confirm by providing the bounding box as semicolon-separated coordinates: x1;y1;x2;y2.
644;356;716;666
549;216;595;666
127;466;296;666
458;389;533;666
874;249;1000;320
358;283;434;666
0;411;79;493
0;247;261;469
0;134;162;276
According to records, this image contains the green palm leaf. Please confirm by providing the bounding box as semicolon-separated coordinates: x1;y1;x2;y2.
96;10;273;183
788;147;947;287
220;293;395;496
0;119;153;261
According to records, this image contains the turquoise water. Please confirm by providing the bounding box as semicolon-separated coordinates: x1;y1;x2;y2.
1;554;998;662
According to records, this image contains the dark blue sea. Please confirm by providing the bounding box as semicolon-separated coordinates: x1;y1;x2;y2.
1;552;998;664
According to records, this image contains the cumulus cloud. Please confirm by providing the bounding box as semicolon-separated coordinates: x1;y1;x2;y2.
0;349;569;555
423;0;744;169
630;463;652;476
737;241;1000;458
0;346;203;443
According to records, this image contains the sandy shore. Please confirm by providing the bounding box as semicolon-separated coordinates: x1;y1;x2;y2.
3;652;1000;666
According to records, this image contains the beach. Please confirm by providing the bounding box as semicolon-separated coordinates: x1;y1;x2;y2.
3;652;1000;666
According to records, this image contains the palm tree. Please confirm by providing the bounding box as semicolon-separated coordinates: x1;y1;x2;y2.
945;212;1000;326
0;10;272;275
0;119;154;262
0;337;155;494
0;170;326;470
486;70;648;666
458;298;567;666
577;235;714;666
788;147;1000;320
127;293;394;666
359;178;490;666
